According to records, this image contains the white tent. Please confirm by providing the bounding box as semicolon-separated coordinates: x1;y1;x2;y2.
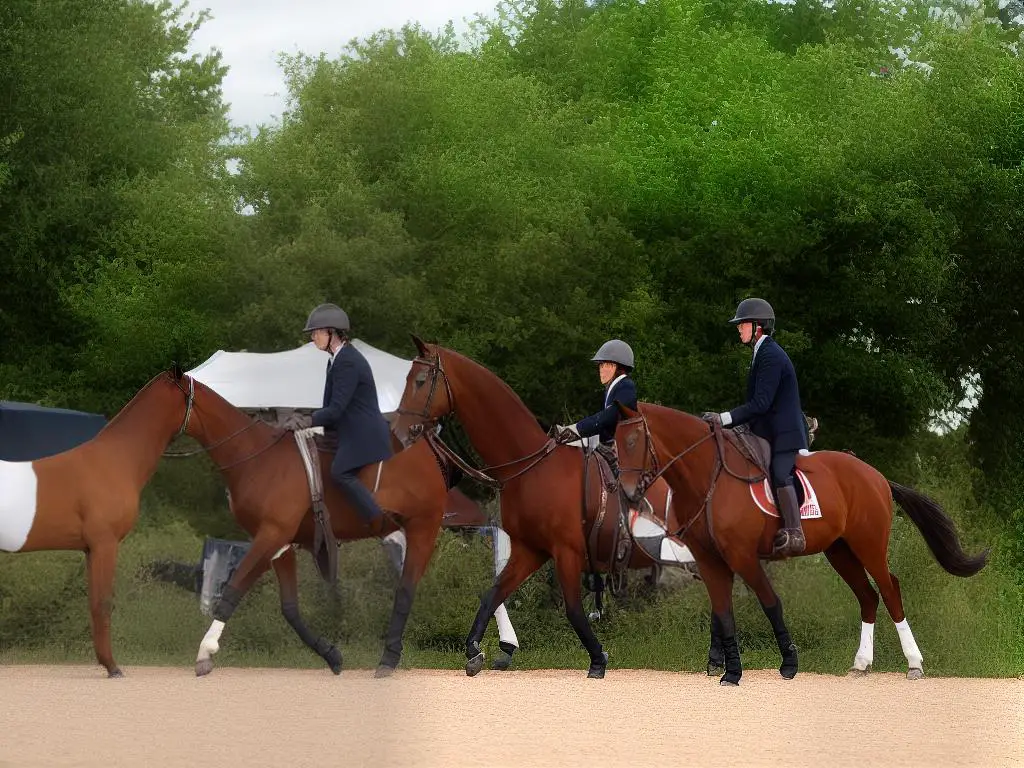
186;340;413;413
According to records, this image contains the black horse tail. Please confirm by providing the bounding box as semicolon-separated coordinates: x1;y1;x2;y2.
889;481;990;578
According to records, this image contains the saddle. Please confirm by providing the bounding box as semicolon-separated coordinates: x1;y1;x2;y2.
720;414;820;484
582;442;638;595
293;430;341;586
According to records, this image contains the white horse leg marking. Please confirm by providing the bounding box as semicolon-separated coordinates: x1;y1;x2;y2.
852;621;874;671
271;544;291;561
494;603;519;649
196;619;225;664
895;618;924;676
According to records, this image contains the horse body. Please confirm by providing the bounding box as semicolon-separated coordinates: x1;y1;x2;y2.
392;339;690;678
2;371;191;676
170;370;450;677
615;401;989;684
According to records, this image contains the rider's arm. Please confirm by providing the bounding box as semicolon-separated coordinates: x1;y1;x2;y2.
311;356;358;428
725;352;782;427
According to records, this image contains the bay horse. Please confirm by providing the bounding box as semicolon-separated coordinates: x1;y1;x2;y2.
391;338;693;679
0;369;194;677
613;401;990;684
163;366;452;677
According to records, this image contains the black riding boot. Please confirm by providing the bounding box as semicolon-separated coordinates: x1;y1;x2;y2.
772;484;806;557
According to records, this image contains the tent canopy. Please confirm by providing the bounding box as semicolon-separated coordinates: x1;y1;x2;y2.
186;340;413;412
0;401;107;461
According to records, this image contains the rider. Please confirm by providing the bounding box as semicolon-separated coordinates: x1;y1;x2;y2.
702;298;807;557
553;339;637;474
304;302;392;529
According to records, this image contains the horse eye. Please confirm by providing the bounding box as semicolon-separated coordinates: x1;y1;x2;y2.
415;372;426;387
626;432;637;450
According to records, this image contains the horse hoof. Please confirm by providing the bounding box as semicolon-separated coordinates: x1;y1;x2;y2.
719;672;741;686
466;652;485;677
847;666;871;678
907;667;924;681
587;651;609;679
374;664;396;679
490;652;513;671
195;659;214;677
325;647;343;675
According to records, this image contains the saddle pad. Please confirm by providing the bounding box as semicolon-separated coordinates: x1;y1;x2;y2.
0;460;38;552
750;470;822;520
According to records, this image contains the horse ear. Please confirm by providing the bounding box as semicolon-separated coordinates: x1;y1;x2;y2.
410;333;430;357
171;362;183;381
616;402;637;418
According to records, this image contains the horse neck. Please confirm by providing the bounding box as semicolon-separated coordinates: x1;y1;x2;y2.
646;405;715;509
444;351;549;479
193;385;277;472
93;378;183;491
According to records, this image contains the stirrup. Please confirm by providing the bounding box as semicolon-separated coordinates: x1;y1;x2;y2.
772;528;806;557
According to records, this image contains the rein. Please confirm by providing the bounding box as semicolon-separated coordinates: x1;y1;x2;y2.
398;351;561;489
162;374;289;471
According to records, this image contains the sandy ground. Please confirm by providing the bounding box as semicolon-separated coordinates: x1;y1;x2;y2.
0;665;1021;768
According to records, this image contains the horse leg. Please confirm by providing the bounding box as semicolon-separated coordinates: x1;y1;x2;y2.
85;538;122;678
271;545;343;675
488;526;519;671
823;539;879;676
728;556;799;680
695;552;741;685
465;542;545;677
552;546;608;679
375;520;441;678
195;531;283;677
845;537;923;679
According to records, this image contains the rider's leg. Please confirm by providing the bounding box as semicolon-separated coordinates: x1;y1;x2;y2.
770;450;805;557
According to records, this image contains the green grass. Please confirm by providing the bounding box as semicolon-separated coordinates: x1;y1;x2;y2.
2;456;1022;677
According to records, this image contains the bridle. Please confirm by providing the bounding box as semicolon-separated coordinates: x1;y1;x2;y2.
616;412;714;501
394;349;560;489
162;372;286;469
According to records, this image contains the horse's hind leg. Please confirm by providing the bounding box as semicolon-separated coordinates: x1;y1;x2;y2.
195;530;283;676
465;541;545;677
551;546;607;679
844;534;923;679
375;518;442;678
272;546;342;675
85;537;122;678
823;539;879;676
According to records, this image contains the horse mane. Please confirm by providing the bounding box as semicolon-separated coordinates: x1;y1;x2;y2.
96;369;174;434
438;346;547;432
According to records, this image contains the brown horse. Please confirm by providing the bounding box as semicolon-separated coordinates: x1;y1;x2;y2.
391;338;694;678
613;401;990;684
0;369;194;677
163;367;452;677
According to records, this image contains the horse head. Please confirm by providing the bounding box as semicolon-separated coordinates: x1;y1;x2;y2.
613;402;660;504
392;334;455;447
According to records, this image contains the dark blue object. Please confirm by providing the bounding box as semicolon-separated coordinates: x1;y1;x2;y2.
0;400;107;461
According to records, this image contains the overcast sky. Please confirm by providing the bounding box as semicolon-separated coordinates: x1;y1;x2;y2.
186;0;501;131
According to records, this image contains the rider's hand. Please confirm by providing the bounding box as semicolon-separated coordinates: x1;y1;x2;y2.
701;412;723;428
550;423;580;444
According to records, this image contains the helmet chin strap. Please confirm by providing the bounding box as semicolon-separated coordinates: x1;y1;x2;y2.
744;323;764;348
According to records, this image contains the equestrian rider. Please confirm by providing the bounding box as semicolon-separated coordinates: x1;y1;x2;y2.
553;339;637;474
304;303;392;529
702;298;808;557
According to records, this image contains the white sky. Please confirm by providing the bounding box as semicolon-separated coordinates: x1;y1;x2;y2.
185;0;502;130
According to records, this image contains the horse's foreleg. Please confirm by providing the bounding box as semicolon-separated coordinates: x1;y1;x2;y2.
375;519;440;678
465;541;545;677
824;539;879;676
272;545;342;674
85;537;121;678
732;557;799;680
695;552;741;685
552;546;608;678
194;532;281;677
488;526;519;670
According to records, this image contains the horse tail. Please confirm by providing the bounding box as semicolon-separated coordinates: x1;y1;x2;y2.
888;481;990;577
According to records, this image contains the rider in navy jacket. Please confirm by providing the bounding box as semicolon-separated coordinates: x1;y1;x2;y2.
304;303;392;526
704;298;808;557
